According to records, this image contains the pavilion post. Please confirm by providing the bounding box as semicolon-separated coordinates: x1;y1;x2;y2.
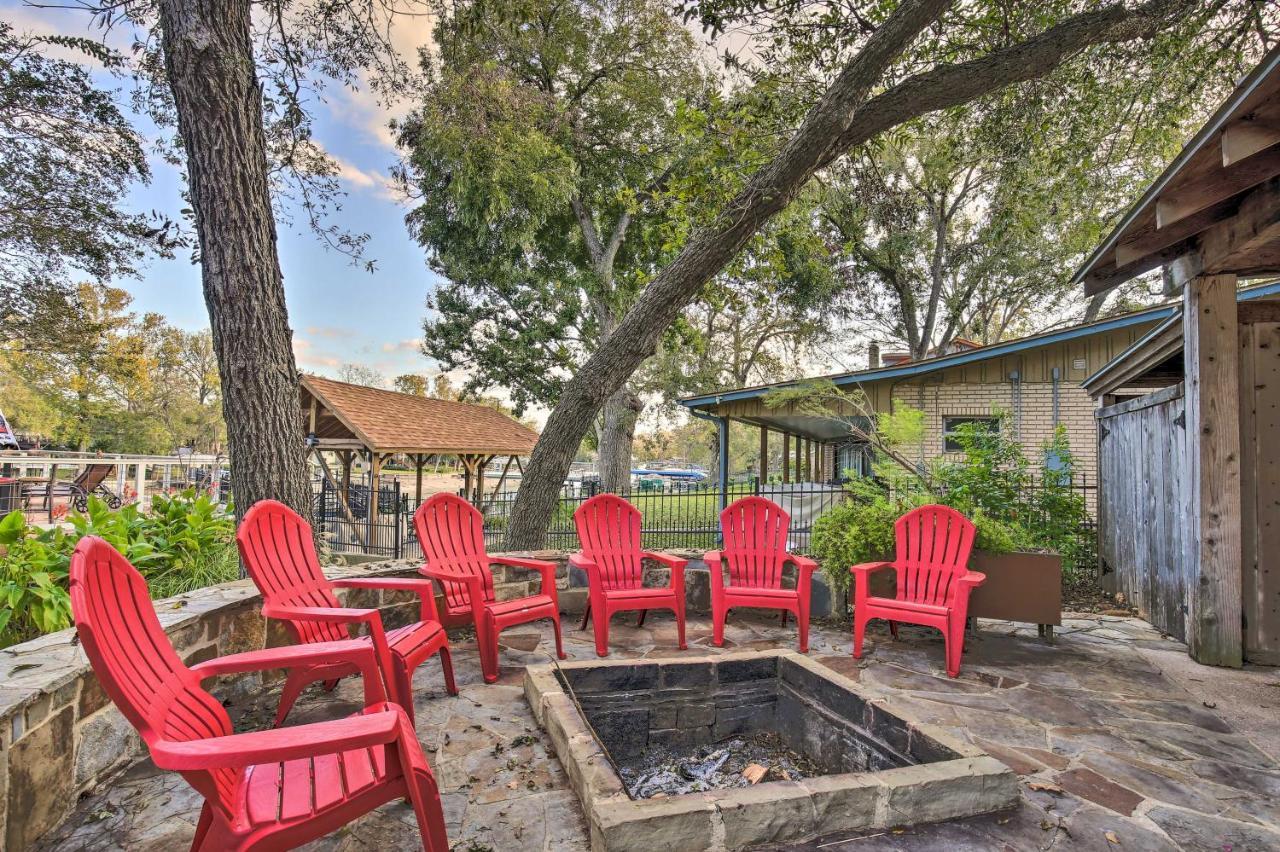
794;437;803;483
339;451;352;506
1183;273;1244;667
758;427;768;490
716;417;729;511
782;434;790;484
804;440;811;484
368;452;382;551
414;454;425;507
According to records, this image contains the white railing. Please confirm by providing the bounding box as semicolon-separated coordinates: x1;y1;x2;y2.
0;452;227;516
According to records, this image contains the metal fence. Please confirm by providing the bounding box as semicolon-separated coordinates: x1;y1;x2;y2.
312;475;1099;564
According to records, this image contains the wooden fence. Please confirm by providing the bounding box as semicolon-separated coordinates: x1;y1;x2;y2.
1096;383;1189;641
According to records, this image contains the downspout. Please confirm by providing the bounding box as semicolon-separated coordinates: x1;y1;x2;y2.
1051;367;1061;427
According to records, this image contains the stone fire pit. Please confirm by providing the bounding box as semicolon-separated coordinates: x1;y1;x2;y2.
524;650;1018;850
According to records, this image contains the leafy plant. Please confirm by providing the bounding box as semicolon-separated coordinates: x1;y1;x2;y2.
0;491;239;646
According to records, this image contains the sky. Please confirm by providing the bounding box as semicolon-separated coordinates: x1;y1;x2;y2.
6;3;443;383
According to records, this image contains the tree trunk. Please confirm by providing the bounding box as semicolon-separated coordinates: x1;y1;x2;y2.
504;0;1195;549
598;387;642;493
158;0;312;527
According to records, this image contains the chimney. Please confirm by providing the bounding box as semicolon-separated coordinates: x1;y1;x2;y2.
868;343;880;369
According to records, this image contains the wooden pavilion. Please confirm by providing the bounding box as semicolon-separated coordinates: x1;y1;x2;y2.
1075;46;1280;667
300;375;538;534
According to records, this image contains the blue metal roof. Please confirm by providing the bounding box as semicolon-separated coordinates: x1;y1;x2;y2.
680;280;1280;411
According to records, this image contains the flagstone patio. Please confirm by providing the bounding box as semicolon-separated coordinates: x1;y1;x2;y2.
39;613;1280;851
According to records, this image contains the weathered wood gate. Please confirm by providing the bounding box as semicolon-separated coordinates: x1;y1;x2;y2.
1096;384;1190;641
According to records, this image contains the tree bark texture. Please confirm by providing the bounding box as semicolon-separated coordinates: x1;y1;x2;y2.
598;387;642;493
158;0;313;526
505;0;1195;549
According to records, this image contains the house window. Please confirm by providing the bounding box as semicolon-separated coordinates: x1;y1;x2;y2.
942;416;1000;452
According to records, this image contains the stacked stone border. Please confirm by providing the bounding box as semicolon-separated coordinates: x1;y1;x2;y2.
525;651;1019;851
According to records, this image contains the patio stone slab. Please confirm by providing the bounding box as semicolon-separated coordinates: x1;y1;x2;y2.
34;611;1280;851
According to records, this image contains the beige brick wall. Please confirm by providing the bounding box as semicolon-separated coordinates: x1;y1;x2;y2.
890;381;1099;488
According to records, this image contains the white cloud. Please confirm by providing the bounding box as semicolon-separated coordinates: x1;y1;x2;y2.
292;336;341;369
381;338;422;353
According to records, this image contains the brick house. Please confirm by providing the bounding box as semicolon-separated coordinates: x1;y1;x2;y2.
679;284;1280;494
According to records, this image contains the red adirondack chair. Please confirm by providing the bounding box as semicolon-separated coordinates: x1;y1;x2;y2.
70;535;450;852
237;500;456;727
413;493;565;683
851;504;985;677
571;493;687;657
706;496;818;652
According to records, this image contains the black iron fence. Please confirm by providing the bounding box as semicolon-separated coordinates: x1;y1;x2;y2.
312;475;1098;564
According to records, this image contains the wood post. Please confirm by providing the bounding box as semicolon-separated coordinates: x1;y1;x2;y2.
782;434;790;484
368;453;383;548
804;440;812;484
759;427;768;486
795;437;803;483
414;454;424;507
1184;273;1243;667
340;451;352;506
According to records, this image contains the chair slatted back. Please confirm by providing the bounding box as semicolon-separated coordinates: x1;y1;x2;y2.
573;494;644;591
894;504;976;606
413;494;495;612
70;536;240;816
75;463;114;491
719;497;790;590
237;500;347;645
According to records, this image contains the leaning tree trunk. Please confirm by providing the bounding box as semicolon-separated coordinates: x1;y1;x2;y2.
158;0;312;527
504;0;1187;549
598;387;642;493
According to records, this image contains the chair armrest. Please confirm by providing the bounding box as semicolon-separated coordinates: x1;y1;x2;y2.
332;577;441;623
789;554;819;573
568;552;597;573
704;551;725;592
491;555;558;596
151;706;401;770
262;603;380;625
190;638;377;678
850;561;895;576
958;571;986;587
419;567;487;619
641;551;688;570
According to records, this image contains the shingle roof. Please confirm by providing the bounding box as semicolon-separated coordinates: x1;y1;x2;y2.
301;375;538;456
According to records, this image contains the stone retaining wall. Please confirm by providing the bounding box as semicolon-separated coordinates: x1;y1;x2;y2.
0;548;841;850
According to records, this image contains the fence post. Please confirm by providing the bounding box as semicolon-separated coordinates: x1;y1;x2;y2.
393;480;403;558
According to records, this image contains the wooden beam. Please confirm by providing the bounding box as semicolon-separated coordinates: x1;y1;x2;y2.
782;433;790;484
1199;176;1280;275
414;454;424;506
1156;145;1280;229
759;427;768;485
1183;274;1244;667
1239;300;1280;324
1114;201;1234;267
1221;95;1280;166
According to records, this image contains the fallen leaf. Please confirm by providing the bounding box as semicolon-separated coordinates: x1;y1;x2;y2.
1104;830;1120;844
742;763;767;784
1028;781;1065;794
1203;700;1217;709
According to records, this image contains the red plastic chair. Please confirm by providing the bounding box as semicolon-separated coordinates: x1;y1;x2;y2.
706;496;818;652
69;536;450;852
237;500;456;726
413;493;566;683
851;504;985;677
571;493;687;657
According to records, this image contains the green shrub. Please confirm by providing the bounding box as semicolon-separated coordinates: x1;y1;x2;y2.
0;491;239;647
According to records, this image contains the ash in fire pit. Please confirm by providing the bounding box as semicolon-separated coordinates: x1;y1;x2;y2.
525;651;1018;851
621;731;819;798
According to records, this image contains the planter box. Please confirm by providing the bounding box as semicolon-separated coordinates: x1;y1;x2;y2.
868;550;1062;635
968;550;1062;630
